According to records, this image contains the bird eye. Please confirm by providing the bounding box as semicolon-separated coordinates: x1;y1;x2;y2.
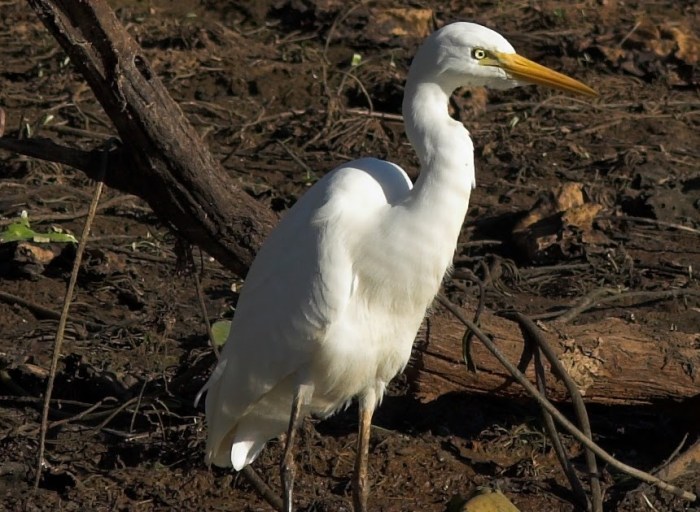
472;48;487;60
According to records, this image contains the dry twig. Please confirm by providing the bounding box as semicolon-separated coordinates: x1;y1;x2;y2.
536;288;700;324
34;148;107;489
0;291;67;322
533;348;590;510
0;194;142;227
510;312;603;512
241;466;284;512
599;214;700;235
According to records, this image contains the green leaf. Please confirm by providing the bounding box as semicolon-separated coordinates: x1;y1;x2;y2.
0;211;77;244
1;221;35;243
211;320;232;347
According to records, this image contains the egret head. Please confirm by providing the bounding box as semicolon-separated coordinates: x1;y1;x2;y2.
410;22;596;96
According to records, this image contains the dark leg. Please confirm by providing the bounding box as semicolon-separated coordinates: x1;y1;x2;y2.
352;396;376;512
281;384;312;512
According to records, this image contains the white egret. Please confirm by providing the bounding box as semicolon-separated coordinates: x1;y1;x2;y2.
197;22;595;511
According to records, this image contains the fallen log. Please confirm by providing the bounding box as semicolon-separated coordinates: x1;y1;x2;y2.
409;307;700;407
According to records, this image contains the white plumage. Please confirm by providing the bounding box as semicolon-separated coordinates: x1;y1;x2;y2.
198;22;595;511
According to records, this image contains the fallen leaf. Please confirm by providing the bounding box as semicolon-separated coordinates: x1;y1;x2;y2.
459;488;520;512
512;183;608;263
367;8;433;41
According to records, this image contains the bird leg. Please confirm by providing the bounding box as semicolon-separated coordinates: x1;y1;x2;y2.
352;395;376;512
281;383;312;512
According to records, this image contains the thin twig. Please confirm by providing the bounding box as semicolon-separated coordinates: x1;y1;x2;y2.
0;290;65;321
234;107;403;134
34;149;107;489
455;268;487;373
241;466;284;512
46;398;111;430
337;69;375;113
532;288;700;324
436;295;697;503
0;194;142;227
599;214;700;235
533;348;590;510
652;434;689;477
192;249;219;360
0;394;105;409
0;290;103;330
512;312;602;511
92;397;139;433
619;21;642;47
276;140;313;181
100;423;192;441
45;123;113;141
517;263;591;278
130;379;149;433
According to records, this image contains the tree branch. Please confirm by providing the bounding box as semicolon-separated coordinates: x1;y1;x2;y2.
9;0;277;276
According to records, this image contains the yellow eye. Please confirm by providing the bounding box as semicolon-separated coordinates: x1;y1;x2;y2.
472;48;487;60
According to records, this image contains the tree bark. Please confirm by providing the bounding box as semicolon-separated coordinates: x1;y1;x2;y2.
408;308;700;407
16;0;276;276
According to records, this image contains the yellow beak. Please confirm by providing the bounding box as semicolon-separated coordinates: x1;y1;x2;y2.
492;51;597;97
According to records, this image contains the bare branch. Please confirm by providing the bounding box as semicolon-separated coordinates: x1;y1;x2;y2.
14;0;278;276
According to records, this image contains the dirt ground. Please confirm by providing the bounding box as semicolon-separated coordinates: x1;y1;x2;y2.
1;0;699;511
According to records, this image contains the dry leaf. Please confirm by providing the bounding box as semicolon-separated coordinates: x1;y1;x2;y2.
512;183;608;263
460;488;520;512
368;8;433;39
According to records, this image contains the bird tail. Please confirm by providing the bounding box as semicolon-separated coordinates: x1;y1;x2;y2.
200;362;301;470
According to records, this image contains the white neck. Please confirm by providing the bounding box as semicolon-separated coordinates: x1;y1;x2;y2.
401;79;474;255
351;76;477;317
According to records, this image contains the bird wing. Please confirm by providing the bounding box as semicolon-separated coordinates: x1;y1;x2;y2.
200;157;412;468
